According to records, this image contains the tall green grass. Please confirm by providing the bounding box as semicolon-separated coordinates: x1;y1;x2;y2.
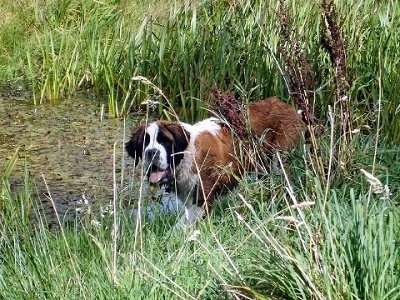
1;0;399;142
1;136;399;299
1;2;400;299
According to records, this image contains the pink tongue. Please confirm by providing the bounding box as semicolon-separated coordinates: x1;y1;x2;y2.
149;171;167;183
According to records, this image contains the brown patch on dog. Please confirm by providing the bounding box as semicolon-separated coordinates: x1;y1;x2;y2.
191;97;306;211
248;97;306;152
125;125;146;165
157;122;190;156
193;126;241;210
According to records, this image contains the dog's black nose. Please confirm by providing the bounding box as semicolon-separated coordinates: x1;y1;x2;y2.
145;148;159;162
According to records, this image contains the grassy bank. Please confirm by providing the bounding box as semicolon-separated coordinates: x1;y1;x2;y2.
1;135;399;299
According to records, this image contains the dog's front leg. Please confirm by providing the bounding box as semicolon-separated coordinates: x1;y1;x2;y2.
173;204;205;231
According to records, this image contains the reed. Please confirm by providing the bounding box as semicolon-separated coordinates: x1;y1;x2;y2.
1;0;398;141
1;149;34;230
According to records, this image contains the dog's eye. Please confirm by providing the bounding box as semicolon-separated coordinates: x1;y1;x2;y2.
156;132;173;150
144;133;150;147
160;139;172;150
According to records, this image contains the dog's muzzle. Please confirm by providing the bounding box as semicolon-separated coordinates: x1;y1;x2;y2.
144;148;170;184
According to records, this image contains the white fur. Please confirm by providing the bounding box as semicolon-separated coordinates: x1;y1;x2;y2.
130;189;184;220
171;204;205;232
181;117;221;137
143;118;222;231
175;118;222;204
144;123;169;170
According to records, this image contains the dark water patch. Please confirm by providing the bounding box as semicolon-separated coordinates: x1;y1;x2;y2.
0;95;139;228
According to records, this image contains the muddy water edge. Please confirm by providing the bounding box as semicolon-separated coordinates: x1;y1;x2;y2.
0;93;141;228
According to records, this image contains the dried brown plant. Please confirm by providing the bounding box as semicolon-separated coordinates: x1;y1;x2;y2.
210;87;249;143
321;0;352;140
277;0;315;127
277;0;325;179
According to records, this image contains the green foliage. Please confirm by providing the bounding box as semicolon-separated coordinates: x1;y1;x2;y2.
228;184;400;299
1;137;399;299
1;0;399;298
1;0;399;141
0;149;33;229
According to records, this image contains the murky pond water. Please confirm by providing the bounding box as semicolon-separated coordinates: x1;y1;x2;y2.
0;94;139;228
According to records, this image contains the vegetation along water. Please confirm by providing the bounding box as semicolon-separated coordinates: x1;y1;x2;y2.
0;0;399;299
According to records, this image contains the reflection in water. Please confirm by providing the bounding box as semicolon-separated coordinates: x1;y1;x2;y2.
0;95;140;228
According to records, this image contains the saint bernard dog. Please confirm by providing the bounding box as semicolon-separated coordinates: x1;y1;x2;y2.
126;97;306;230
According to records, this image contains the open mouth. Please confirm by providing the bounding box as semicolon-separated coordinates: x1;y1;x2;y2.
148;165;171;184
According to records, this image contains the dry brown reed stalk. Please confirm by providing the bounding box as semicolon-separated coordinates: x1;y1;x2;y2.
277;0;315;125
210;87;249;141
277;0;325;180
209;87;259;169
321;0;352;140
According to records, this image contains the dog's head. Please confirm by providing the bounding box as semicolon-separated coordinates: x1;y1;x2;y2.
125;121;190;185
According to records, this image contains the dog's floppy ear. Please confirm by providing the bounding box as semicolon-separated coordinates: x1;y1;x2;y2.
165;123;190;153
125;125;146;165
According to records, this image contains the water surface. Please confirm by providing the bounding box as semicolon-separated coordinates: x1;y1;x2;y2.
0;94;139;227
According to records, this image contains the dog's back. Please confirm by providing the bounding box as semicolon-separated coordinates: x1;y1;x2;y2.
248;97;306;152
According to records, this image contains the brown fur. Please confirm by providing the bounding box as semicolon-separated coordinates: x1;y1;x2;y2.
193;126;240;210
248;97;306;151
192;97;305;211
